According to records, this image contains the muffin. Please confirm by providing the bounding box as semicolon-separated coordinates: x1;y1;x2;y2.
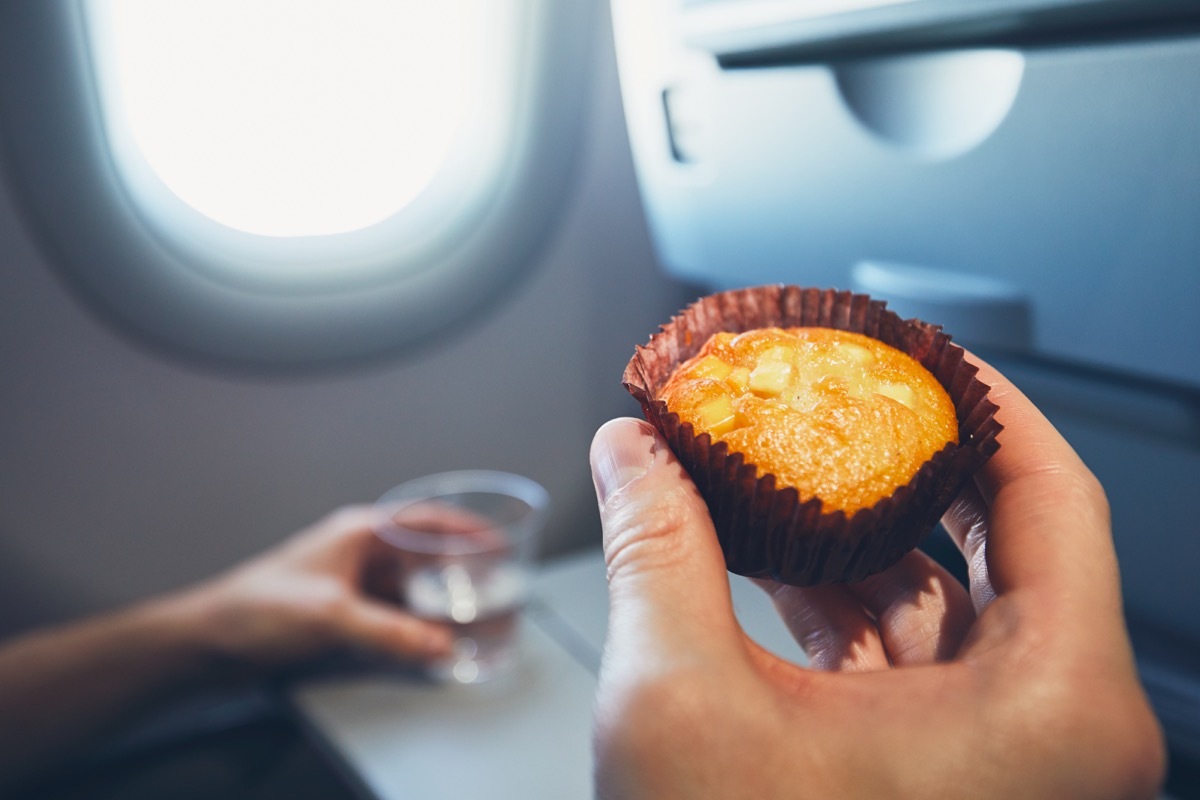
624;285;1001;586
659;326;960;516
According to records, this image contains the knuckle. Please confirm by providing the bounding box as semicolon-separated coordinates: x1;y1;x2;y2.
1084;695;1167;798
1058;465;1110;520
602;484;698;578
323;504;375;532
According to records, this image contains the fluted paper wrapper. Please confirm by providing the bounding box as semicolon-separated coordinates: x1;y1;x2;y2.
623;286;1002;586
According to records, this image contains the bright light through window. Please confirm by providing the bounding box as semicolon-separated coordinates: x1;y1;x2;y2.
92;0;471;238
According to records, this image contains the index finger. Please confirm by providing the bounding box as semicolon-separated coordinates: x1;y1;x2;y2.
953;355;1121;614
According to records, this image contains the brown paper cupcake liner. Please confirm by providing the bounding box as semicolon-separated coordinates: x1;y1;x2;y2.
623;285;1002;586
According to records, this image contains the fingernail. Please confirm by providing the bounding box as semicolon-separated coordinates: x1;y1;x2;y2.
591;419;658;506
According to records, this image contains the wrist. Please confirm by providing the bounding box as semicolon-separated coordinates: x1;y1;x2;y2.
143;578;258;685
117;586;231;688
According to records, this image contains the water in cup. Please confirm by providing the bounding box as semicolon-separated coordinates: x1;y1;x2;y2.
405;560;528;683
374;470;548;684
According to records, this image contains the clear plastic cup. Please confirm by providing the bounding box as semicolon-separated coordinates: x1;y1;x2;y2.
375;470;549;684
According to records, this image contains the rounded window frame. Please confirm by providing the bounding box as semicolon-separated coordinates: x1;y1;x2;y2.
0;0;593;369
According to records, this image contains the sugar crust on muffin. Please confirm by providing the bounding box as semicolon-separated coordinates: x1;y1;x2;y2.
658;326;959;515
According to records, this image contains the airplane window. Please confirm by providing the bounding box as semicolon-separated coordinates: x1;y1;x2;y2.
88;0;474;239
0;1;591;367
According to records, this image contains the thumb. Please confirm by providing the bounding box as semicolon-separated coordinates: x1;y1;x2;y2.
590;418;741;669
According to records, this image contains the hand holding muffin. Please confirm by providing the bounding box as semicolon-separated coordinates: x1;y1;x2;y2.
589;355;1165;799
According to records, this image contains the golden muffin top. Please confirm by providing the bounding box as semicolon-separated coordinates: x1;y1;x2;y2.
658;327;959;515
